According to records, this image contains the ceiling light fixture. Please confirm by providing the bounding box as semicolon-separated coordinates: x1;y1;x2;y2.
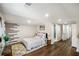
27;20;31;24
58;19;62;22
45;13;49;17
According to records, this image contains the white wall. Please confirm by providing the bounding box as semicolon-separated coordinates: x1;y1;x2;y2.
16;25;37;38
37;23;53;40
6;24;37;40
1;13;37;40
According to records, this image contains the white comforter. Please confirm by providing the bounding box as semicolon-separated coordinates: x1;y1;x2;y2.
22;37;46;50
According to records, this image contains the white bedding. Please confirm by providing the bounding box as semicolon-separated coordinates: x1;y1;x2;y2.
10;32;47;51
22;36;46;50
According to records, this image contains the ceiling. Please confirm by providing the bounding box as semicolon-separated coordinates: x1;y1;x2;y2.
0;3;79;25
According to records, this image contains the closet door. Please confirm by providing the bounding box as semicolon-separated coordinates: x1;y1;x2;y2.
62;24;72;40
66;25;72;39
55;24;61;41
72;24;77;48
62;25;67;40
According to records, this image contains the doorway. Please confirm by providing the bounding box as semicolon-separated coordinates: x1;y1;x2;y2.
54;24;72;42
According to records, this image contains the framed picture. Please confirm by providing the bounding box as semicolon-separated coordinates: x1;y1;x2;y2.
39;25;45;30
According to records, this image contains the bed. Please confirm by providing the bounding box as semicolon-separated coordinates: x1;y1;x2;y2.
7;32;48;55
22;32;47;51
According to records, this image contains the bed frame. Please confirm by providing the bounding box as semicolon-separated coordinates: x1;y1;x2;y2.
26;43;47;54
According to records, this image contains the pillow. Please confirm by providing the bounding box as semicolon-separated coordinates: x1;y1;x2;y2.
36;32;43;37
42;34;46;38
36;32;46;38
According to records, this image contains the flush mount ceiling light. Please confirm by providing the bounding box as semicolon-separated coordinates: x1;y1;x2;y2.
58;19;62;22
27;20;31;24
45;13;49;17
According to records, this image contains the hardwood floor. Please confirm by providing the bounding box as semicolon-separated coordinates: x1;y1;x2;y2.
25;39;77;56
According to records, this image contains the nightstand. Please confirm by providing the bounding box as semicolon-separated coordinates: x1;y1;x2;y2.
47;40;51;45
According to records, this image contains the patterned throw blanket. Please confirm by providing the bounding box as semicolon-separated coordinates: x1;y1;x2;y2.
12;43;27;56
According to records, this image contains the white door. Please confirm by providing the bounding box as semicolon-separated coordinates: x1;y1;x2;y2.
72;24;77;47
56;24;61;41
